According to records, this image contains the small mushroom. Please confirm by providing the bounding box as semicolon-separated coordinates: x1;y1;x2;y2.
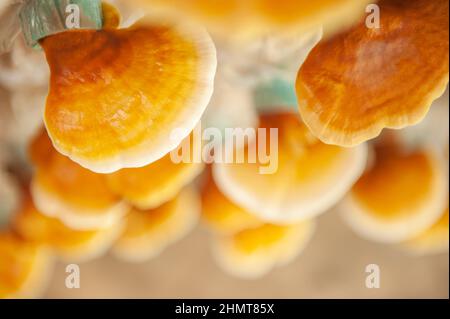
13;194;123;263
106;134;204;210
213;112;368;223
40;12;216;173
402;206;449;255
112;187;200;262
0;231;52;299
29;129;129;230
296;0;449;147
341;143;448;243
201;173;315;278
201;174;263;235
102;2;122;29
212;220;315;279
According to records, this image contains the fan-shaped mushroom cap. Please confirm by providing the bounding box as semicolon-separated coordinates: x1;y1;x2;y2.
212;220;315;279
0;231;52;299
296;0;449;147
341;145;448;243
137;0;370;40
13;196;123;263
113;187;200;262
29;130;129;230
403;206;449;255
213;112;368;223
254;0;372;37
106;134;204;210
40;15;216;173
201;175;263;235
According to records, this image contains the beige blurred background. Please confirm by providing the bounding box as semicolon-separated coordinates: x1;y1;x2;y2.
45;209;449;299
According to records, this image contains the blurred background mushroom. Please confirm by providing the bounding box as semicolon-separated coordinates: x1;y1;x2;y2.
213;112;368;223
112;187;200;262
202;174;315;278
106;135;204;210
13;193;123;263
402;206;449;256
29;129;129;231
341;137;448;243
0;231;52;299
136;0;372;42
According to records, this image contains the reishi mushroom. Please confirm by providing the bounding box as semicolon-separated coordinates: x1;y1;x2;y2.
403;206;449;255
40;11;216;173
201;174;263;235
29;129;129;230
296;0;449;147
13;195;123;262
106;134;204;210
341;142;448;243
201;175;315;278
112;187;200;262
212;222;315;279
0;231;52;299
213;112;368;223
137;0;371;40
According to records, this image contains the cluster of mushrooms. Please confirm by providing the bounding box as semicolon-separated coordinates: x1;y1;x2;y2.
0;0;449;297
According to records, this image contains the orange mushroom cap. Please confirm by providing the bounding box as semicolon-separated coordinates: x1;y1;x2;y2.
40;14;216;173
0;231;52;299
341;144;448;243
29;129;129;230
403;206;449;255
213;112;367;223
296;0;449;147
13;195;123;263
212;220;315;279
106;134;204;210
113;187;200;262
137;0;371;40
201;174;263;235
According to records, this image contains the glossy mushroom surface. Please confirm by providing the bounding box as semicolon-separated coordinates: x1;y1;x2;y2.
41;15;216;173
296;0;449;146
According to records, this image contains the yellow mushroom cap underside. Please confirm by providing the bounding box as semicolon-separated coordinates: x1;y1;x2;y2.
138;0;372;40
13;197;123;263
341;147;448;243
296;0;449;147
29;130;129;231
0;232;52;299
106;134;205;210
212;220;316;279
213;112;368;223
201;176;263;235
113;187;200;262
40;15;216;174
403;207;449;255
